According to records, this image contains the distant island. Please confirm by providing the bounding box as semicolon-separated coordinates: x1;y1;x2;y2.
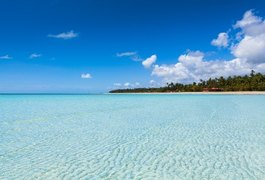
110;70;265;93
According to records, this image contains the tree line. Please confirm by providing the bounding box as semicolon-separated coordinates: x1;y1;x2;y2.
109;70;265;93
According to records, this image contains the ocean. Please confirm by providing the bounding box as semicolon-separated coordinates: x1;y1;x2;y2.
1;94;265;179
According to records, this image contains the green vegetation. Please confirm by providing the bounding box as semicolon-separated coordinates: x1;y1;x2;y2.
109;70;265;93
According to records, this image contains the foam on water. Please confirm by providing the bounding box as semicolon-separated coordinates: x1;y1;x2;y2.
1;94;265;179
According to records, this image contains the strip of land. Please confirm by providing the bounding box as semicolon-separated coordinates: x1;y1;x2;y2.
110;71;265;94
109;91;265;95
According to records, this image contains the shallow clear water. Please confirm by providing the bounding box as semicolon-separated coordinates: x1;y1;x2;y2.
1;94;265;179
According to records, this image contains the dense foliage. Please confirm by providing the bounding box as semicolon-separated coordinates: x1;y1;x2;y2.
109;71;265;93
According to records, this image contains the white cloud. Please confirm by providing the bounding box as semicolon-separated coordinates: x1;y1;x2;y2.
150;10;265;83
29;53;42;59
114;82;140;88
117;51;142;61
131;56;142;61
124;82;131;87
150;80;156;84
211;32;229;47
232;10;265;64
178;51;204;66
117;52;137;57
152;51;257;83
0;55;12;59
48;30;78;40
124;82;141;88
234;10;262;30
142;54;157;68
135;82;141;87
232;34;265;64
81;73;92;79
114;83;122;87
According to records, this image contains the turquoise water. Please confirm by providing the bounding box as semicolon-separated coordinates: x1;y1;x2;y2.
1;94;265;179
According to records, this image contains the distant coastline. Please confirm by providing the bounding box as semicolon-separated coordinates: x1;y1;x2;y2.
110;71;265;94
109;91;265;95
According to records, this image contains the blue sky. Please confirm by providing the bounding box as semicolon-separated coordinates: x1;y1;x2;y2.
1;0;265;93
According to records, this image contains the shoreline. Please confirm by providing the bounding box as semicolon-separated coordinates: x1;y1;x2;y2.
109;91;265;95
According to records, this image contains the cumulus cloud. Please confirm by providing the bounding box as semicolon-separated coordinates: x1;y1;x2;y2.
117;52;158;65
0;55;12;59
232;10;265;64
142;55;157;68
150;10;265;83
152;51;256;83
81;73;92;79
48;30;78;40
234;10;263;30
232;34;265;64
29;53;42;59
211;32;229;47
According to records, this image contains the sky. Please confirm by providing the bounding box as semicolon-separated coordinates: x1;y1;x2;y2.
1;0;265;93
